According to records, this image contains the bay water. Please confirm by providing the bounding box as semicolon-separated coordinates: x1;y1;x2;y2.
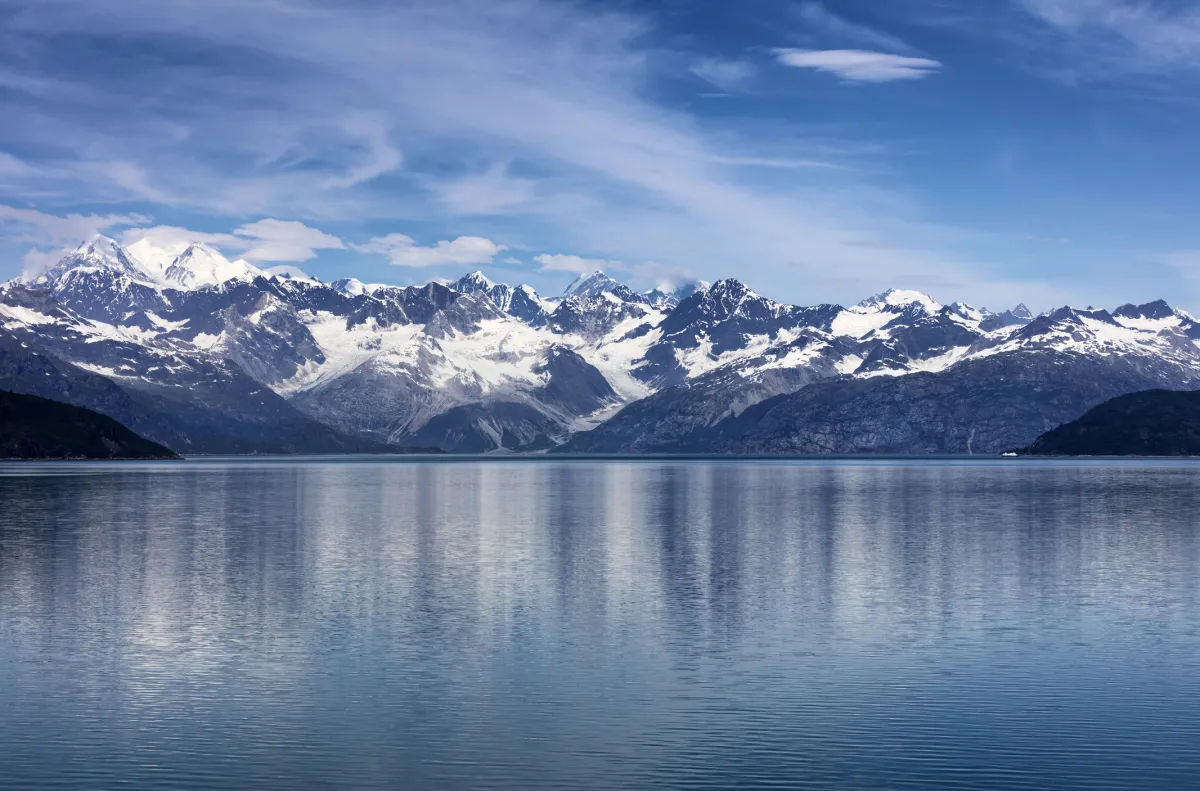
1;458;1198;789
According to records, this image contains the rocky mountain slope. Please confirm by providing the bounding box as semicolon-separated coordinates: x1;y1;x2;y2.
0;390;179;460
3;235;1199;455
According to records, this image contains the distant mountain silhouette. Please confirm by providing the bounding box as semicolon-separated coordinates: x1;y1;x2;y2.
0;390;179;459
1024;389;1200;457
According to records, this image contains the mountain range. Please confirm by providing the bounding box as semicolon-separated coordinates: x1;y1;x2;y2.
1;234;1198;455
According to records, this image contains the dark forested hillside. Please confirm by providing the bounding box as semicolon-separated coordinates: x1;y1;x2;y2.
1023;389;1200;457
0;390;180;459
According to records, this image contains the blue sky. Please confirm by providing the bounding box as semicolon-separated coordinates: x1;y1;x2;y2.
2;0;1200;311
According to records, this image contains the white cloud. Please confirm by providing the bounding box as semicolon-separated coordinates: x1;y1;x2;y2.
356;233;505;268
19;247;67;277
534;253;622;274
626;260;696;287
232;219;345;263
263;264;311;279
121;225;244;270
120;219;344;267
775;49;941;82
690;58;755;92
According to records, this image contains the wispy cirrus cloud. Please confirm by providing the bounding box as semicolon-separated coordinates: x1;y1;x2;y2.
320;115;403;190
0;204;149;246
690;58;756;92
796;2;918;55
1164;250;1200;281
775;49;942;82
1018;0;1200;50
0;0;1018;304
1010;0;1200;80
428;164;538;215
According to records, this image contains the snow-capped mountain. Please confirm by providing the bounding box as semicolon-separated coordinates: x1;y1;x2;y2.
644;281;710;310
163;243;261;289
563;270;623;299
3;234;1199;455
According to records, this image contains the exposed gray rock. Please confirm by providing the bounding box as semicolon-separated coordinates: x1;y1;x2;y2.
704;351;1200;455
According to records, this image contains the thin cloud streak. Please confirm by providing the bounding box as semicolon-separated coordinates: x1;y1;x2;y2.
690;58;755;92
796;2;918;55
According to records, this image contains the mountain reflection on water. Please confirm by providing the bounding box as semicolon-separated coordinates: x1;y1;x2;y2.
1;459;1199;790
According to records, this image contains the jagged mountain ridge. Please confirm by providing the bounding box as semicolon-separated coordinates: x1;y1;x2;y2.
3;234;1198;454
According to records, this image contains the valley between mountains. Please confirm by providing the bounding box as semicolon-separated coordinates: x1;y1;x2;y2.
2;234;1199;456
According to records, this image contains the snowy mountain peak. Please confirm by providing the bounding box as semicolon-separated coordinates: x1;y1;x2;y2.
1010;303;1034;320
948;302;984;322
453;270;497;294
182;242;214;256
856;288;942;314
32;235;150;285
74;234;121;257
71;235;134;269
643;287;673;309
332;277;369;296
707;278;757;300
563;270;622;299
665;278;767;323
644;280;711;309
1114;300;1174;321
164;242;262;289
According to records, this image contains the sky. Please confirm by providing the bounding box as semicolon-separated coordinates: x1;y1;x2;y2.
2;0;1200;311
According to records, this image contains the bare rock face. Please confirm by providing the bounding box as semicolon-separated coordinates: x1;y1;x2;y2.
703;352;1200;455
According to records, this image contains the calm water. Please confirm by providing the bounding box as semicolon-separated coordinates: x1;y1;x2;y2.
1;459;1199;790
